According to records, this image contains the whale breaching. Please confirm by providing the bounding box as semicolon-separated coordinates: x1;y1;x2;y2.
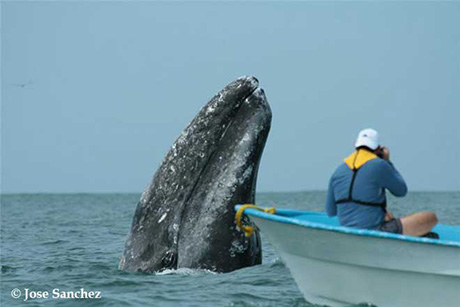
120;76;271;273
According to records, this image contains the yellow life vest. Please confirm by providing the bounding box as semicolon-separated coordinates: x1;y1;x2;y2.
336;149;387;209
344;149;378;170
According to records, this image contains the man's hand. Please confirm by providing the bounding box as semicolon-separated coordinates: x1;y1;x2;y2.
381;146;390;161
385;210;395;222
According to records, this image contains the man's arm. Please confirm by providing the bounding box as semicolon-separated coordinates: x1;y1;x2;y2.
379;160;408;197
326;177;337;216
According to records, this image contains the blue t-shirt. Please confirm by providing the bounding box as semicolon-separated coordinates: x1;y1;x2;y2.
326;158;407;229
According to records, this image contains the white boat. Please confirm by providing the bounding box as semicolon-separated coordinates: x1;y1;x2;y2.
235;205;460;307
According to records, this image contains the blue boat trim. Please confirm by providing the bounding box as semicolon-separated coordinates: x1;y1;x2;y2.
235;205;460;248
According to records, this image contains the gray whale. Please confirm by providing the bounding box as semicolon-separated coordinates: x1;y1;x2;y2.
120;76;271;273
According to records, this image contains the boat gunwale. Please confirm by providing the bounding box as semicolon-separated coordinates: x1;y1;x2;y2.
235;205;460;248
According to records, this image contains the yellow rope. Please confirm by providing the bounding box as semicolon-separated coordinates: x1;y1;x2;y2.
235;204;276;237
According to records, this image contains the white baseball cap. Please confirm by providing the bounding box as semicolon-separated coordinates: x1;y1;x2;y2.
355;128;379;150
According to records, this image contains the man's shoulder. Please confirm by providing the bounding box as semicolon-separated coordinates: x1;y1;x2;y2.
366;157;384;165
363;158;392;171
331;163;350;177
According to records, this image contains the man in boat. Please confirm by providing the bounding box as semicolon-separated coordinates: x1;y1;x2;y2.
326;128;438;237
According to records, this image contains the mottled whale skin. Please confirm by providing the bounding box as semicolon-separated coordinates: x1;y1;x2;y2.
120;76;271;273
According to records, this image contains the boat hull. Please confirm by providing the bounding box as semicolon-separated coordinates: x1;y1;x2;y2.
251;215;460;307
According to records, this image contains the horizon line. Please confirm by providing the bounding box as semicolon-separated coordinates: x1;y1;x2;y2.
1;189;459;196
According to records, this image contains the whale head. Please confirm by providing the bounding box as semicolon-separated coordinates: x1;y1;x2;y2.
120;76;271;273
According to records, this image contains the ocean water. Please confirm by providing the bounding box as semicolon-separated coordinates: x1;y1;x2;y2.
1;191;459;306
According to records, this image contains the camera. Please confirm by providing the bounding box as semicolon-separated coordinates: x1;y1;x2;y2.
375;146;385;159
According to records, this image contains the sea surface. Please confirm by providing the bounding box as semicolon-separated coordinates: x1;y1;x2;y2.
1;192;459;306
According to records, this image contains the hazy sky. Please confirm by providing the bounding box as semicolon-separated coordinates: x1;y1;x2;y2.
2;2;460;193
